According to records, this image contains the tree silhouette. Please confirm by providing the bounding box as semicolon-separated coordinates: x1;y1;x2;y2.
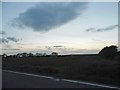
51;52;58;56
99;45;118;59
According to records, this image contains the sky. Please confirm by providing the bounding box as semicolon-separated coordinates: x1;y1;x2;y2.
0;1;118;55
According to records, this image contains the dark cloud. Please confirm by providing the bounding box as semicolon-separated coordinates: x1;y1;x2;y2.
12;2;87;32
0;38;9;43
96;25;118;32
86;27;95;32
0;37;21;44
7;37;20;42
86;25;118;32
0;31;6;35
53;45;63;48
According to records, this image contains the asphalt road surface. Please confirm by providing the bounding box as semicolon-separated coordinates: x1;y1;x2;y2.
2;70;120;89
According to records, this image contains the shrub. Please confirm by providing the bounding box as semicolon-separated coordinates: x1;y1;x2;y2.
99;45;118;59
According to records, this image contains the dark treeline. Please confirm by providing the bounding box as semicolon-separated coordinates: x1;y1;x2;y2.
1;45;120;60
1;52;59;58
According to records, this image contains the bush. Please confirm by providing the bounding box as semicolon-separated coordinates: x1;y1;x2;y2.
99;45;118;59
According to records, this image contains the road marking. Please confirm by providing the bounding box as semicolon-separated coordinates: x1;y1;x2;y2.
3;70;120;89
62;79;120;89
3;70;54;80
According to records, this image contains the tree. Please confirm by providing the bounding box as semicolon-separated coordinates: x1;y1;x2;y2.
51;52;58;56
28;53;34;57
99;45;118;59
43;53;47;56
2;54;7;58
35;53;42;56
117;51;120;60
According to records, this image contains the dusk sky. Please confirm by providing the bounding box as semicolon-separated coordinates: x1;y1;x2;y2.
0;1;118;55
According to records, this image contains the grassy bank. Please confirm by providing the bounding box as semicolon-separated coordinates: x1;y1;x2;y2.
2;54;120;87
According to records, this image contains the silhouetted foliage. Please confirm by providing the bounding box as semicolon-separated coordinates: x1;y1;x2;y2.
2;54;8;58
51;52;58;56
117;51;120;60
99;45;118;59
118;51;120;55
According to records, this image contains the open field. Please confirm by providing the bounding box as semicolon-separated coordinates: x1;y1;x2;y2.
2;54;120;87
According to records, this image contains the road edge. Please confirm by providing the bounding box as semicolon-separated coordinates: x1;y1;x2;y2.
2;69;120;89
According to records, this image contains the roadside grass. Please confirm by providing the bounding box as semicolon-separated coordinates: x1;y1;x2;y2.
2;54;119;87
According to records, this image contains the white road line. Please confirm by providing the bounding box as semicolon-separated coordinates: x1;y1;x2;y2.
3;70;54;80
3;70;120;89
62;79;120;89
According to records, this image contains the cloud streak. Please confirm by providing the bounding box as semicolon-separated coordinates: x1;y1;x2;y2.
7;37;20;42
0;31;6;35
86;24;118;32
3;49;20;50
0;38;9;43
12;2;87;32
45;45;64;50
0;37;21;44
53;45;64;48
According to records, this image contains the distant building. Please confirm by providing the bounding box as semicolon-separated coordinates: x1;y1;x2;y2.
51;52;58;56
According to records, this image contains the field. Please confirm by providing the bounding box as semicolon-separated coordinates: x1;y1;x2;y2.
2;54;120;87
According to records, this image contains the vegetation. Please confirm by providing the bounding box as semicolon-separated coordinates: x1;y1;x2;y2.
2;45;120;87
3;54;119;87
99;45;118;59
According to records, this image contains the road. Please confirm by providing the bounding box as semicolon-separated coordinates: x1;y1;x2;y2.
2;70;120;89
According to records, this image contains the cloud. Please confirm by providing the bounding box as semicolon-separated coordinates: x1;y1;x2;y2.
0;38;9;43
86;25;118;32
12;2;87;32
45;46;51;50
3;49;20;50
45;45;64;50
7;37;20;42
86;27;95;32
53;45;64;48
0;31;6;35
0;37;21;44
